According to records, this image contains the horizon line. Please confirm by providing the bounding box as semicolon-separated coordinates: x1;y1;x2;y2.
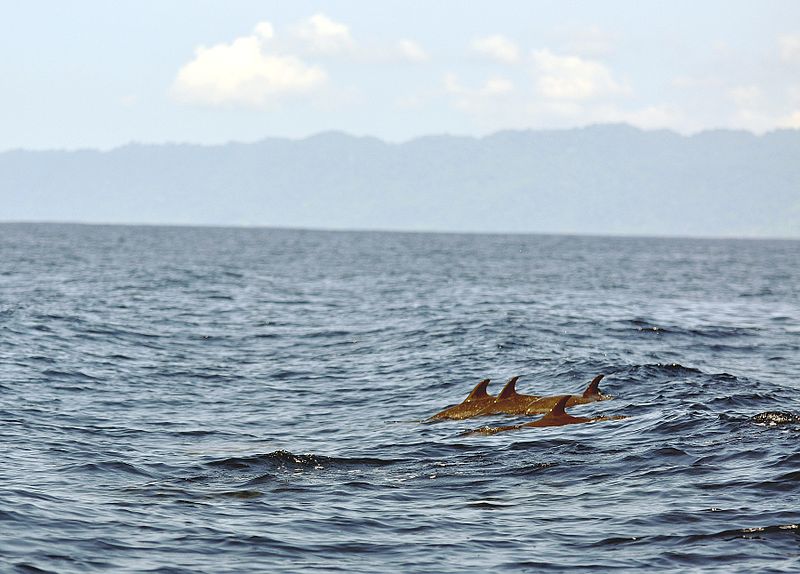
3;219;798;242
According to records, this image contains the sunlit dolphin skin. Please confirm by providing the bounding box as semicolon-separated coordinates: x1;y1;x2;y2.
429;379;495;420
465;395;626;436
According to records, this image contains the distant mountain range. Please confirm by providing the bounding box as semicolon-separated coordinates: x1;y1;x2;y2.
2;125;799;238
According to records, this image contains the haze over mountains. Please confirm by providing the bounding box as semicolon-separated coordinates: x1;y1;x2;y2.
2;124;799;238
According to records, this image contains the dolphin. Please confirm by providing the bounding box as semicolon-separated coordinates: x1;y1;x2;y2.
464;395;626;436
519;374;611;415
476;376;543;416
431;374;612;420
429;379;495;420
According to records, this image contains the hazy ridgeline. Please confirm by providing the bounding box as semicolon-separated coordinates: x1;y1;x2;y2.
2;125;799;237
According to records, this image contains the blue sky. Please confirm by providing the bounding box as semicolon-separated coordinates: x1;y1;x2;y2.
2;0;799;150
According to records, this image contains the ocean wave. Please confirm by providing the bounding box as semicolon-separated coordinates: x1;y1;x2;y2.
205;450;400;472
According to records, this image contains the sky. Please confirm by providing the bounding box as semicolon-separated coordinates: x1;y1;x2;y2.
2;0;799;151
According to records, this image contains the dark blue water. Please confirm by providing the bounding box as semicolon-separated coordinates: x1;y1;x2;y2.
2;222;799;573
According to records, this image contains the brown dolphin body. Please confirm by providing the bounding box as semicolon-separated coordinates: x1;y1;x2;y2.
519;374;610;415
476;374;611;416
466;395;626;436
477;376;543;416
431;374;611;420
429;379;495;420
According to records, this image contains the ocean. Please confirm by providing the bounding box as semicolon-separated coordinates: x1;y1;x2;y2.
2;222;799;572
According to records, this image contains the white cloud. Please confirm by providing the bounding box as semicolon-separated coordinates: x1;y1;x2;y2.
472;35;519;63
444;73;513;96
443;67;693;133
172;24;326;107
397;39;428;62
779;34;800;62
254;21;274;40
516;99;690;133
293;13;354;54
443;73;462;94
729;85;763;108
443;73;514;114
482;77;514;96
788;85;800;107
532;49;628;100
728;85;795;133
598;104;688;131
779;110;800;128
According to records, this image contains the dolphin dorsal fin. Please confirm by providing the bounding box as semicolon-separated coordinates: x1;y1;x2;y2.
582;374;604;398
497;376;520;400
465;379;491;402
549;395;571;417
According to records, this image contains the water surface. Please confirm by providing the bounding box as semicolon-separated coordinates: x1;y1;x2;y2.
2;223;799;572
